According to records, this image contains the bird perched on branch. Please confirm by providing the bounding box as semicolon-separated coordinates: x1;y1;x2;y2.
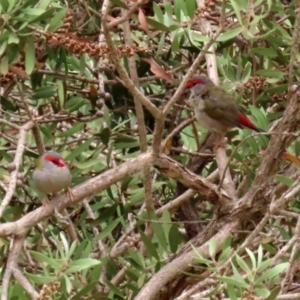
185;74;300;166
33;151;73;205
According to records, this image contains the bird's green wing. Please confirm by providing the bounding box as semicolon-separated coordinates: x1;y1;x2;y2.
202;86;241;128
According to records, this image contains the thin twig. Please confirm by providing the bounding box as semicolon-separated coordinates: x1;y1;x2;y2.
0;121;34;218
121;5;154;218
107;1;142;29
13;267;39;299
102;2;162;120
287;5;300;102
1;235;28;300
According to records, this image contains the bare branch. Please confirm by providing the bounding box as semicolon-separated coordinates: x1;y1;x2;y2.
121;6;154;218
13;268;39;299
2;235;29;300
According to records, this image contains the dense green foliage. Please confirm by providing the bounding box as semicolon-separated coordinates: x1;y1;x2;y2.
0;0;300;299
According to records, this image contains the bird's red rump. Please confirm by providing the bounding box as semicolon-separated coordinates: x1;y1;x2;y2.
186;79;204;89
238;113;257;130
45;155;66;167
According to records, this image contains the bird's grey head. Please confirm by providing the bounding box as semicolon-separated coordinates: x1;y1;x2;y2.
185;75;215;95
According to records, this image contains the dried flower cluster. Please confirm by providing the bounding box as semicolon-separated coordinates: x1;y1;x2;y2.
244;76;268;93
45;32;152;58
194;0;218;19
36;281;60;300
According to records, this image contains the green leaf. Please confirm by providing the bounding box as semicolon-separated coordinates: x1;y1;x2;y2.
110;0;128;9
37;0;52;10
95;217;122;241
0;96;17;111
58;123;84;138
25;36;35;75
219;246;231;262
191;245;213;265
99;128;110;145
256;263;289;283
186;0;196;19
0;30;10;43
157;32;166;55
209;239;217;259
229;0;243;25
171;31;180;52
28;7;56;23
25;273;56;284
256;258;272;273
248;106;268;131
217;276;248;288
57;80;65;108
8;32;19;44
174;0;187;22
264;84;288;94
254;288;270;298
227;284;237;300
126;248;145;269
151;215;168;252
146;18;170;31
32;86;56;99
140;231;159;260
168;224;182;253
8;0;18;13
60;231;70;254
275;175;294;186
105;281;124;297
265;286;280;300
231;259;245;282
0;55;8;75
241;62;252;81
153;2;164;23
63;273;72;294
48;8;68;32
65;96;89;112
73;158;106;171
30;251;61;269
256;69;285;79
0;0;9;12
257;245;263;266
65;138;94;161
65;259;101;274
73;241;92;260
251;48;277;58
245;248;257;269
217;27;243;42
70;281;98;300
235;254;252;276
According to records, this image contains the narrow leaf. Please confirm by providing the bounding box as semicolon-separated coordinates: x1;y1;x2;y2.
25;37;35;75
141;58;174;82
138;8;149;33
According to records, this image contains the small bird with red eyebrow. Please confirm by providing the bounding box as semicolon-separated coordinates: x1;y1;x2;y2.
32;151;73;205
185;74;300;166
